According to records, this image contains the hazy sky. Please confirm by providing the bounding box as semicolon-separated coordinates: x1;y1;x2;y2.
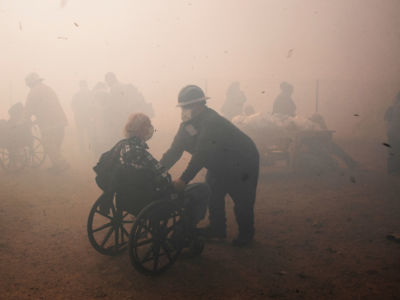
0;0;399;135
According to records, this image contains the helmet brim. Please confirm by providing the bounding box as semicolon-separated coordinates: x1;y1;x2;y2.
177;96;210;107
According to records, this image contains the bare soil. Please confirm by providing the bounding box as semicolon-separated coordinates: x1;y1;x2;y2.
0;141;399;300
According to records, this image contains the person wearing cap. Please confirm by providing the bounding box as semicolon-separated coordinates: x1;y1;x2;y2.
160;85;260;246
25;72;69;172
272;82;296;117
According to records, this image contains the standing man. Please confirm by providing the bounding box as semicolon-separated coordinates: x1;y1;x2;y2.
25;73;69;172
160;85;259;246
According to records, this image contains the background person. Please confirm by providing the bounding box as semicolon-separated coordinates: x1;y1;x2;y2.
220;82;247;121
24;72;69;172
272;81;296;117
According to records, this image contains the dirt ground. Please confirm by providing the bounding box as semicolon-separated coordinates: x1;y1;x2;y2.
0;139;400;300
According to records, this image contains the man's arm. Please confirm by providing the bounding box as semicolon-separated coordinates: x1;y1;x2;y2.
179;122;217;183
160;126;185;170
179;151;206;184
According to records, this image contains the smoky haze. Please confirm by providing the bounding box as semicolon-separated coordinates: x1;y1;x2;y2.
1;1;400;298
1;0;400;142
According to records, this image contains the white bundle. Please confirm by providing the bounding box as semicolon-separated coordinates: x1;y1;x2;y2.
233;113;321;132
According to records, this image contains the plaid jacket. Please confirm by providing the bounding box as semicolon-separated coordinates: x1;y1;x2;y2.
118;136;172;194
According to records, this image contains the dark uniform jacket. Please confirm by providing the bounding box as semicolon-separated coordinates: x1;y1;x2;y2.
160;107;259;183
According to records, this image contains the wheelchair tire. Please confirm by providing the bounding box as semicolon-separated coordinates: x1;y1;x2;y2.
27;136;46;168
0;146;28;172
129;199;184;276
87;196;134;256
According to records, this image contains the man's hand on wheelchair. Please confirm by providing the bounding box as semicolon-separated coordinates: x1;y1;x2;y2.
172;178;186;192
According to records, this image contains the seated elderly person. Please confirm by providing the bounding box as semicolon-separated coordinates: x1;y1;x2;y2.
94;113;209;226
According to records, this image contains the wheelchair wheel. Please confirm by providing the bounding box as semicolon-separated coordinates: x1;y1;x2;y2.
87;196;134;256
129;200;184;275
0;146;28;172
27;136;46;168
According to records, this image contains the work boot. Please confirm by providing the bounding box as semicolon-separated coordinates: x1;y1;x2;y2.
232;234;253;247
197;225;226;239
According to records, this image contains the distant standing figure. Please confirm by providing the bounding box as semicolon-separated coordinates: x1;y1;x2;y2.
71;80;92;152
91;82;112;156
272;82;296;117
25;73;69;172
220;82;247;120
105;72;154;145
384;92;400;175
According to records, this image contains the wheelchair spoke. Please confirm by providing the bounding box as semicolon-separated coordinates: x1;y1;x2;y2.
138;219;151;234
116;241;127;249
134;238;153;247
141;247;154;263
161;243;172;262
120;226;124;244
120;225;130;239
141;250;167;264
122;220;134;224
100;227;114;247
92;222;112;233
153;252;159;271
95;209;112;220
114;225;119;246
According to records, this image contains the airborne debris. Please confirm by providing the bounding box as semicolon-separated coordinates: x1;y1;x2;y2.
261;90;266;94
73;22;79;27
382;142;391;148
57;36;68;40
287;49;294;58
349;176;356;183
353;114;359;117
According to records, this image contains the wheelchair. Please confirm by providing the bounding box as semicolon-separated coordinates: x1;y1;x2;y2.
87;191;205;276
0;121;46;172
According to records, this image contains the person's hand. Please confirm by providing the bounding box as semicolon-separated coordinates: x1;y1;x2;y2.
173;179;186;192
